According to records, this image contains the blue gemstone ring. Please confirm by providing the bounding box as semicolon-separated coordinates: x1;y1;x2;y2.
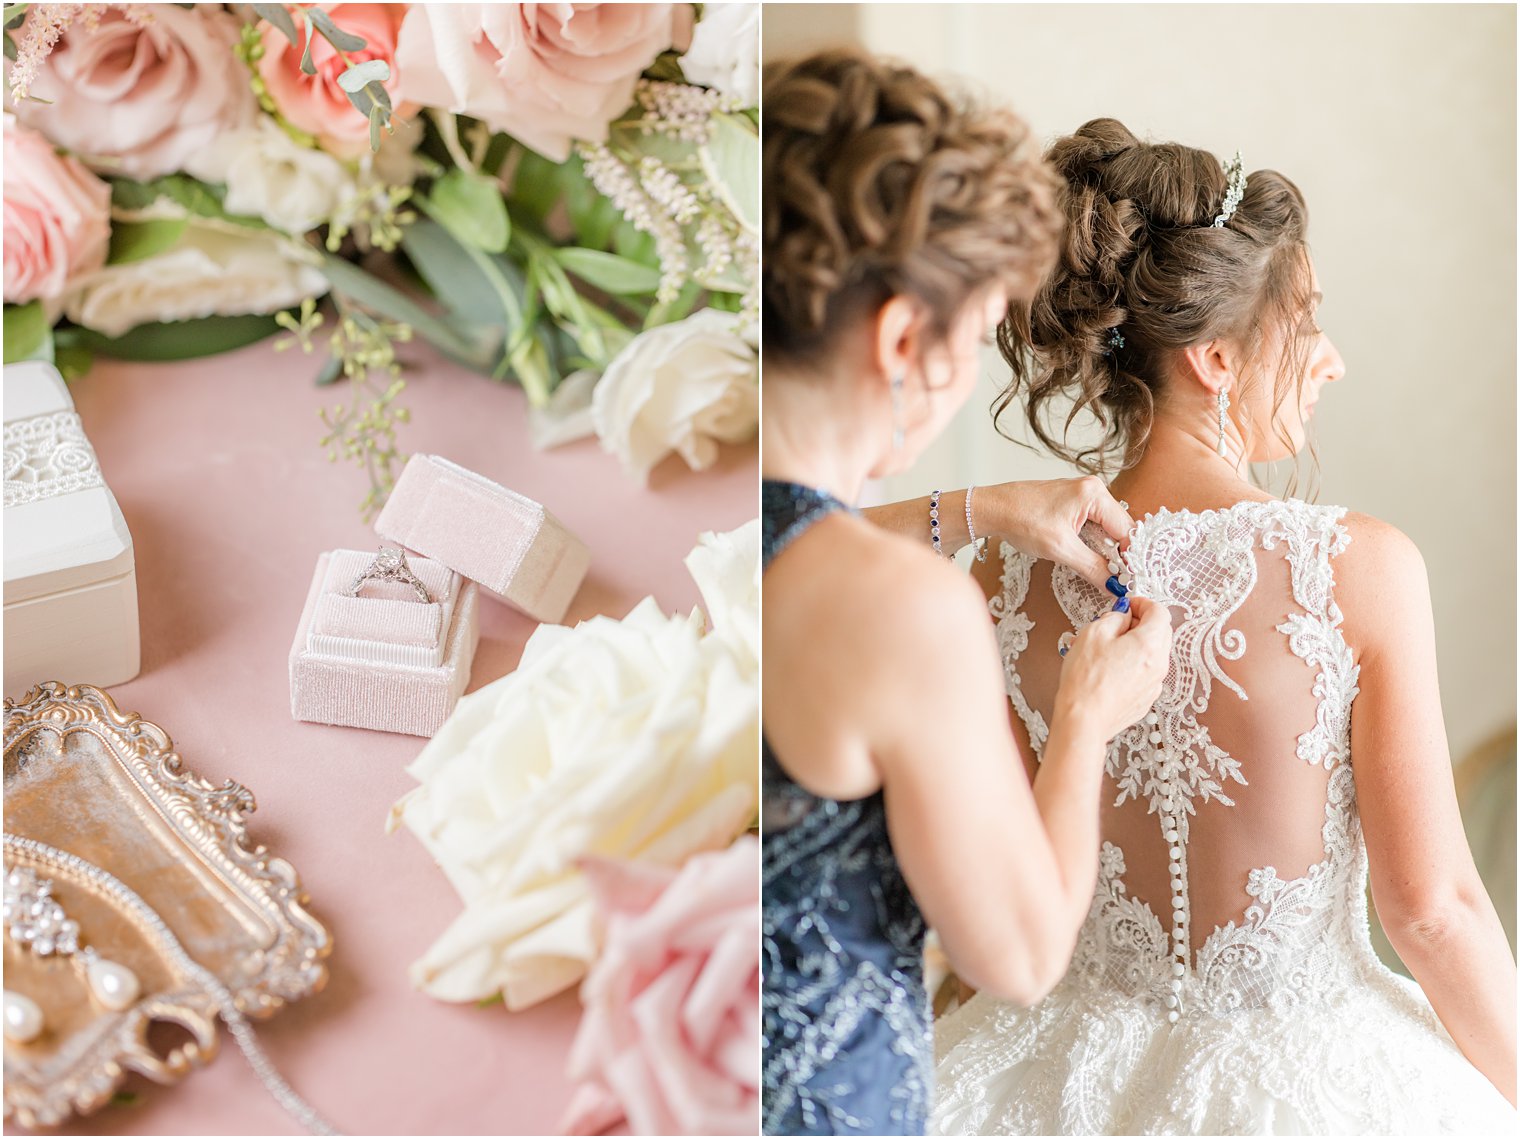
1105;575;1128;599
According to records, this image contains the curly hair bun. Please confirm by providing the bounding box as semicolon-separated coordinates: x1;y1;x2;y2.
762;49;1063;366
997;117;1313;472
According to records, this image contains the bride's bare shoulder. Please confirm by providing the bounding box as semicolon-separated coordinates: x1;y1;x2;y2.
1333;510;1432;651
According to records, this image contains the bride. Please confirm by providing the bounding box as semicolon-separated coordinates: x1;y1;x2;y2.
928;119;1517;1134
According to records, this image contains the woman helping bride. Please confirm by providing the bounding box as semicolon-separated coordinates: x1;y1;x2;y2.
921;119;1517;1133
760;43;1515;1136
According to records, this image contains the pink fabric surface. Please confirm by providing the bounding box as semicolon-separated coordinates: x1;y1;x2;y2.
14;338;757;1136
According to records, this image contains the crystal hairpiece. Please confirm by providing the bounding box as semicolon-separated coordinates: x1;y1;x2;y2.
1212;151;1246;227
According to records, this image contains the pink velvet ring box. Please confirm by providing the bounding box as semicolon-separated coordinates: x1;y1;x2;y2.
289;550;479;737
289;454;589;736
373;454;590;624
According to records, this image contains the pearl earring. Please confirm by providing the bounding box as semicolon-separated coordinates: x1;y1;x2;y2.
1216;388;1231;458
890;373;905;452
3;864;142;1043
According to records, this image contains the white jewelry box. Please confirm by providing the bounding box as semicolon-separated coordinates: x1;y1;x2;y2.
288;454;589;736
3;362;140;697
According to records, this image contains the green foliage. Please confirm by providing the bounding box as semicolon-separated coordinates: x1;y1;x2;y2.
553;248;662;296
110;176;264;228
425;170;511;254
56;314;284;361
3;301;51;364
703;112;760;233
107;218;188;265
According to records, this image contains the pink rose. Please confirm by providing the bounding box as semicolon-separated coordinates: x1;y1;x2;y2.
3;115;111;306
396;3;694;162
258;4;415;160
561;837;758;1136
11;5;254;180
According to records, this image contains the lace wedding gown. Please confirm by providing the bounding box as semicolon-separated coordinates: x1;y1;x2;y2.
932;500;1516;1135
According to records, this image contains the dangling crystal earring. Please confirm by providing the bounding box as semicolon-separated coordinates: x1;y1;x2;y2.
3;864;142;1043
1216;388;1231;458
890;373;906;452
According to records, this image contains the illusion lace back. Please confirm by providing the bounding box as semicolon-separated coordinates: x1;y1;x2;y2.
761;480;931;1136
932;499;1516;1136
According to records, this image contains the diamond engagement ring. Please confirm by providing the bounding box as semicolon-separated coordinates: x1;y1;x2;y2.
346;545;431;602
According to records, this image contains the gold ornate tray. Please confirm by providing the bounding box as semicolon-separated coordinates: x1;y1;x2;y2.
3;682;331;1128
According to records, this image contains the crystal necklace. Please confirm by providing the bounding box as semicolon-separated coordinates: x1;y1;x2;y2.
2;833;338;1135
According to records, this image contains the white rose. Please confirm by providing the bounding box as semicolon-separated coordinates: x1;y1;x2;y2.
186;119;354;235
686;518;760;678
680;3;759;106
591;308;759;485
64;219;327;337
389;595;758;1010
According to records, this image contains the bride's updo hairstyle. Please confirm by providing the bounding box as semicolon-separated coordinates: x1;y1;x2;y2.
763;49;1062;371
997;118;1316;471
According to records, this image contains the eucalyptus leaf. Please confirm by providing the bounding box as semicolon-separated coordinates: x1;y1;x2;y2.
320;254;498;370
369;103;383;152
425;170;510;254
3;301;53;364
107;218;188;265
553;248;661;296
252;3;299;47
3;4;27;31
346;85;375;118
298;12;316;75
315;353;343;385
702;112;760;234
3;32;15;62
309;8;367;51
337;58;389;92
401;217;525;329
58;313;283;361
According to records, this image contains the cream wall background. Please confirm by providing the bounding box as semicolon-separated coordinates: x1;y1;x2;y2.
763;3;1517;768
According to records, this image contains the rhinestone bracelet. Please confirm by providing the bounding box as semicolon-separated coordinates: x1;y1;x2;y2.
964;486;987;563
929;490;943;555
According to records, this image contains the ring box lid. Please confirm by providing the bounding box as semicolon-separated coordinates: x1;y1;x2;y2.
4;362;133;605
373;454;589;624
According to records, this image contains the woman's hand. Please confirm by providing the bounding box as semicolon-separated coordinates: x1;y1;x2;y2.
973;476;1134;590
1055;596;1172;741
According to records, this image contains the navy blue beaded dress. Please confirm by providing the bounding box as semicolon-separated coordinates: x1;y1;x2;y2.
761;479;930;1136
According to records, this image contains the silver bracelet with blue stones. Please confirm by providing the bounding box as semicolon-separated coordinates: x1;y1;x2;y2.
929;490;943;555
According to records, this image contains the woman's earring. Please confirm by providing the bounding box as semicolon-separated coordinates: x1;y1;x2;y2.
890;373;905;452
1216;388;1231;458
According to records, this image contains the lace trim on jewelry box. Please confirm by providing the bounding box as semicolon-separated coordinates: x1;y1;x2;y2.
3;411;105;508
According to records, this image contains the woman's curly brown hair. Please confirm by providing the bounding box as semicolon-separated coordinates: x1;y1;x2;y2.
997;118;1316;472
762;49;1063;368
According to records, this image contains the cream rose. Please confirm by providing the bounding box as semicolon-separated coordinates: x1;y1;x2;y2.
680;3;759;106
186;119;354;235
12;5;254;180
561;838;760;1136
64;219;327;337
591;308;759;485
258;3;415;160
389;539;759;1010
395;3;694;162
3;115;112;306
685;519;759;678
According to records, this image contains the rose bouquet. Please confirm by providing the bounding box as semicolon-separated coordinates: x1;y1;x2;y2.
2;3;759;512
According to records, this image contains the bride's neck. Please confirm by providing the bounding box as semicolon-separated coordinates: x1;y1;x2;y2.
1108;415;1262;511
